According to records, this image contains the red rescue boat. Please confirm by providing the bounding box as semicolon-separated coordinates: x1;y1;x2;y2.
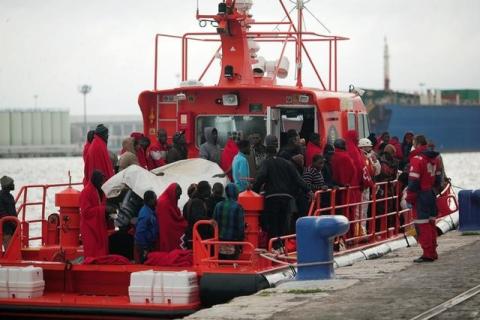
0;1;459;318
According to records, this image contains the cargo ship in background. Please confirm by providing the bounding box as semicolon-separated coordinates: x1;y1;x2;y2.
365;39;480;152
366;88;480;152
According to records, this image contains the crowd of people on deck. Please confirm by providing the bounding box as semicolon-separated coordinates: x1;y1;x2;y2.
0;122;446;264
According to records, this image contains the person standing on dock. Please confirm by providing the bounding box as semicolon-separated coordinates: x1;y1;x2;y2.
406;135;442;263
83;124;114;186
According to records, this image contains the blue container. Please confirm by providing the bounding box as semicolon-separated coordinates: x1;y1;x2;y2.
459;190;480;232
296;215;349;280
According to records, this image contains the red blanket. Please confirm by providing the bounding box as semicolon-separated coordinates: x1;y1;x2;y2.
331;148;357;187
82;141;91;186
79;182;109;258
84;254;131;265
84;135;114;185
156;183;188;252
305;141;323;168
145;249;192;267
220;139;239;179
136;148;149;169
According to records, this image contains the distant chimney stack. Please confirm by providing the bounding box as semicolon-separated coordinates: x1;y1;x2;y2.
384;37;390;91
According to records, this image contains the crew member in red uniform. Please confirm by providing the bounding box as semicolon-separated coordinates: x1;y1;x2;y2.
80;170;116;258
406;134;442;262
83;124;114;186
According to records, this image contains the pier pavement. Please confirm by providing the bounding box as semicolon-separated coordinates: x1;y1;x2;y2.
185;230;480;320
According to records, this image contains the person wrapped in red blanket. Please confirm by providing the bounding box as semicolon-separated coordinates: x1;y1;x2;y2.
80;170;116;258
156;183;188;252
331;138;357;221
83;124;114;186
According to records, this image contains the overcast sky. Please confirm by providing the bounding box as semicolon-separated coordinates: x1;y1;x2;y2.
1;0;479;115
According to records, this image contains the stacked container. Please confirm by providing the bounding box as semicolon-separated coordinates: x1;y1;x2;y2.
128;270;155;303
155;271;198;304
129;270;199;305
0;267;8;298
0;266;45;299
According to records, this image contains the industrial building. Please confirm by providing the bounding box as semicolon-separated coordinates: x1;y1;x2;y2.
70;114;143;152
0;109;75;157
0;110;143;157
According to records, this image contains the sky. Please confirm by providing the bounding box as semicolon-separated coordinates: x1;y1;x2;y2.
0;0;479;115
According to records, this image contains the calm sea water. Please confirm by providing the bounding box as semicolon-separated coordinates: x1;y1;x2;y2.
0;153;479;241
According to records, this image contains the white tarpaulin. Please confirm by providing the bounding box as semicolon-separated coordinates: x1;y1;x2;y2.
102;159;228;210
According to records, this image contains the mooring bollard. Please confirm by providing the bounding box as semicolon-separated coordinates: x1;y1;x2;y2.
296;215;349;280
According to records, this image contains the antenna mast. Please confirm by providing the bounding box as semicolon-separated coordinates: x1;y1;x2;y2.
295;0;304;88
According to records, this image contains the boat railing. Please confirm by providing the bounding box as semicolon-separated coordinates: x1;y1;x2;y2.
436;182;458;218
14;182;83;247
153;21;349;90
307;180;415;253
192;220;271;270
0;216;22;260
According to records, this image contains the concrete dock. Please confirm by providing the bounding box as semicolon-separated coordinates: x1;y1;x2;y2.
185;230;480;320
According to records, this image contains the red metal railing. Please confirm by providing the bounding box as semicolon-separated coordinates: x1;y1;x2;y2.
10;180;455;267
14;182;82;247
153;29;348;91
0;216;22;259
307;180;415;252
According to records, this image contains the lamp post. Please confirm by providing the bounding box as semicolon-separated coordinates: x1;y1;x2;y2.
78;85;92;137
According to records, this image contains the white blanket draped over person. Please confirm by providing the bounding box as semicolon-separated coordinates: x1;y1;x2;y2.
102;158;228;210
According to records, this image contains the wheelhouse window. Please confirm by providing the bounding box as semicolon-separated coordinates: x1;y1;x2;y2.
196;115;267;148
347;112;356;130
359;113;370;138
358;113;365;138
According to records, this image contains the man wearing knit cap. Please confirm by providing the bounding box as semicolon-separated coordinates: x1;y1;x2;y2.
83;124;114;186
0;175;17;248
